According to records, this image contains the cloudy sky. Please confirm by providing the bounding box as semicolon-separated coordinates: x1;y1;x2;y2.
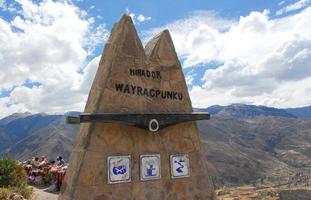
0;0;311;118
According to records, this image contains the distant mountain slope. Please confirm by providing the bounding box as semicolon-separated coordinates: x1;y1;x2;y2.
195;104;296;118
0;112;32;125
0;113;62;150
195;104;311;118
3;113;62;140
285;105;311;118
199;116;311;186
1;115;78;161
0;112;78;160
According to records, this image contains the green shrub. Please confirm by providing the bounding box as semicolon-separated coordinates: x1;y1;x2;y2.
0;158;32;199
0;158;26;187
0;185;34;200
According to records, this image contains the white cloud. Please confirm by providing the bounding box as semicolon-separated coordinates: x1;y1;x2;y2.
0;0;17;12
125;8;151;24
0;96;28;117
276;0;310;15
278;1;286;6
80;56;101;93
0;0;108;118
185;75;194;85
145;8;311;108
1;1;311;118
143;11;234;65
137;14;151;23
0;0;7;10
190;77;311;108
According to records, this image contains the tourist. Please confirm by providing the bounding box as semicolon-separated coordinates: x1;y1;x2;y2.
24;155;67;191
24;160;32;176
56;156;65;166
39;156;48;167
31;157;40;169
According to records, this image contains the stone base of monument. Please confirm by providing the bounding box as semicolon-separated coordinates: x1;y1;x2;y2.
58;15;215;200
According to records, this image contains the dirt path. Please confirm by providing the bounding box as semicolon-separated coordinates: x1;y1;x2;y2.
31;187;58;200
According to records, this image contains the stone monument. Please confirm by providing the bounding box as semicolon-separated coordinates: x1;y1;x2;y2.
59;15;215;200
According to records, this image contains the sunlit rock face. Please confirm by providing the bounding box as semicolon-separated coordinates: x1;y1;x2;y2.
59;15;215;200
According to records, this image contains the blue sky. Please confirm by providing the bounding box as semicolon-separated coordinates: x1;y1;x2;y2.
76;0;276;28
66;0;305;57
0;0;311;117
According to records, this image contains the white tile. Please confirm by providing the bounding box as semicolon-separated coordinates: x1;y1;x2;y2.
107;155;131;184
140;154;161;181
170;154;190;179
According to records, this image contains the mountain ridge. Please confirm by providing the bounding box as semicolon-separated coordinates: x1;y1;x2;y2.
285;105;311;118
194;103;300;118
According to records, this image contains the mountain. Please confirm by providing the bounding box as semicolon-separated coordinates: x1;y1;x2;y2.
0;113;78;160
195;104;296;118
194;104;311;186
0;104;310;188
285;105;311;118
199;116;311;187
0;113;62;149
0;113;32;150
0;112;32;125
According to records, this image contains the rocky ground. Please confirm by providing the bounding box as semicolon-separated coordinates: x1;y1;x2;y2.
216;177;311;200
30;187;58;200
217;187;311;200
29;184;311;200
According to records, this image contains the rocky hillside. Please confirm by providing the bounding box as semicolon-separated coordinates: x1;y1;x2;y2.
195;104;296;118
197;104;311;187
0;104;310;187
200;116;311;187
0;113;78;160
0;113;62;149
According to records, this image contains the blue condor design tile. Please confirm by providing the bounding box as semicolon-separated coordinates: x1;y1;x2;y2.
108;155;131;184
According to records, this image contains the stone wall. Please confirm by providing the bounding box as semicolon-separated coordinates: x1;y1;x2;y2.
59;15;215;200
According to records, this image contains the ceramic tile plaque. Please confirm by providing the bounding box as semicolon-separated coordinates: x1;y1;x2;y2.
108;155;131;184
140;154;161;181
170;154;190;179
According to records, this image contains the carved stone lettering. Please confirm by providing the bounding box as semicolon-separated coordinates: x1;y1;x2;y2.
129;68;161;79
115;83;183;100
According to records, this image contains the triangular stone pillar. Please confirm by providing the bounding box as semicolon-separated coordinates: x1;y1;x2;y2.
59;15;215;200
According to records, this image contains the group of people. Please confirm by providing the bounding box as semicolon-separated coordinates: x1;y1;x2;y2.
22;156;67;192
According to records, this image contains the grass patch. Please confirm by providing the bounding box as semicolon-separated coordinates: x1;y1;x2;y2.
0;186;34;200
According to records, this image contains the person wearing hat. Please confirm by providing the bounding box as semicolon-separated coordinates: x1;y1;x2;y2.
56;156;65;166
